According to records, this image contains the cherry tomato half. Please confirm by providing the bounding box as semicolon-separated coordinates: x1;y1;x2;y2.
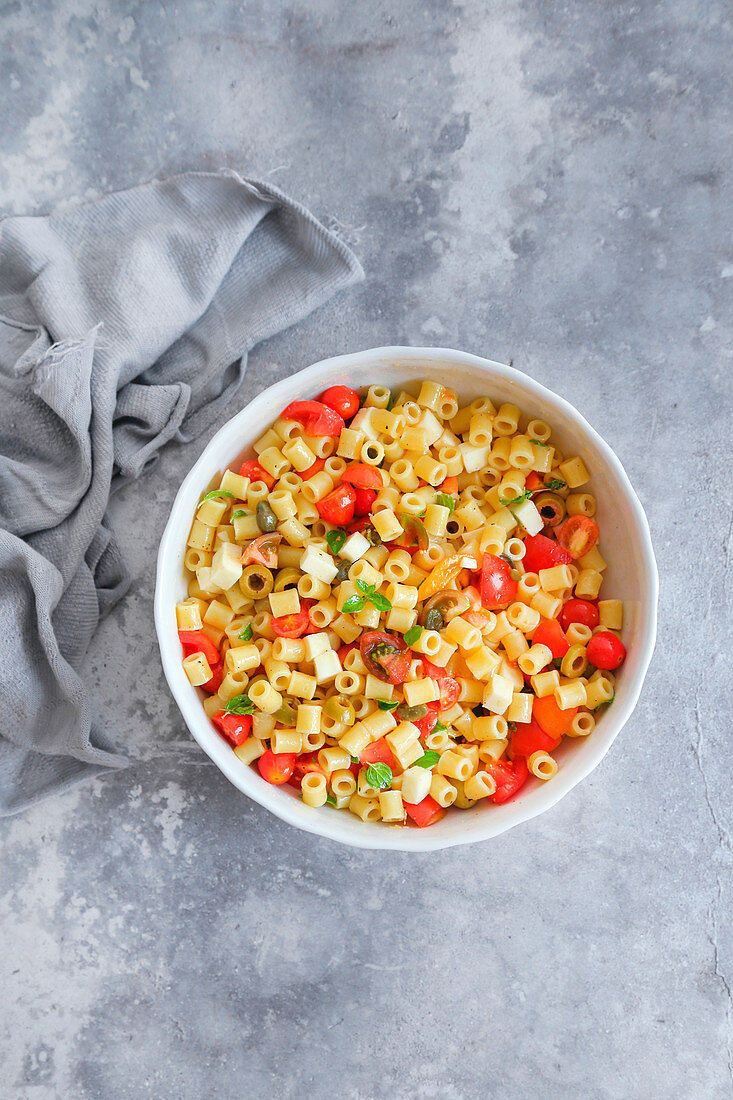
421;659;460;712
258;750;296;785
178;630;220;668
316;483;357;525
533;694;577;738
511;717;561;758
271;603;312;638
560;598;599;632
287;752;327;789
359;737;398;769
239;459;275;490
480;553;517;611
281;400;344;437
319;385;360;420
212;711;252;747
487;757;529;804
532;619;570;659
202;662;224;695
353;486;376;517
556;516;599;560
587;631;626;670
360;631;411;685
341;463;384;490
301;457;326;480
521;533;572;573
241;532;281;569
410;702;440;739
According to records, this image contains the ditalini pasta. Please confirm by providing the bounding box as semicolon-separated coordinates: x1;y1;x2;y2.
177;382;627;828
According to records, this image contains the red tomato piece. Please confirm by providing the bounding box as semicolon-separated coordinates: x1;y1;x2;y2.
341;463;383;490
421;660;460;713
533;694;578;738
411;703;440;739
511;718;561;758
521;533;572;573
560;598;599;632
587;631;626;670
337;642;359;664
404;794;445;828
360;631;411;685
440;475;458;494
319;385;360;419
241;532;281;569
532;618;570;658
524;471;545;492
480;553;518;610
487;757;529;803
352;486;376;517
271;603;312;638
281;400;344;437
359;738;398;769
239;459;275;490
287;752;327;789
556;516;599;560
316;483;357;525
202;661;224;695
257;750;296;785
346;515;372;534
178;630;220;668
212;711;252;747
301;457;326;480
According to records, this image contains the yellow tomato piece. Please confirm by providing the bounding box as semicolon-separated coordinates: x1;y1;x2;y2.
419;554;465;600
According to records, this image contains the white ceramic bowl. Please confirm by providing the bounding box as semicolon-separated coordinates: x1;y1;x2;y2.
155;347;658;850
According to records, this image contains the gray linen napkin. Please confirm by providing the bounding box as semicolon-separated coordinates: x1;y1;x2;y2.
0;170;363;815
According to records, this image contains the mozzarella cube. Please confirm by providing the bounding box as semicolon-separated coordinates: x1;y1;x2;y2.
313;649;342;683
418;408;444;447
401;766;433;805
349;407;380;440
300;545;338;584
511;498;543;536
482;673;514;715
340;532;370;563
207;544;242;591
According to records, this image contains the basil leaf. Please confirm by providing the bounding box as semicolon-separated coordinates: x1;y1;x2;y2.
377;699;399;711
224;693;254;715
368;592;392;613
433;720;448;733
546;478;566;491
237;624;253;641
341;595;366;614
403;624;423;647
386;391;395;411
414;750;440;769
351;756;360;764
530;438;549;447
593;694;614;711
436;493;455;513
365;762;392;790
325;794;337;806
202;489;236;502
232;509;247;519
500;489;534;507
326;528;347;555
354;578;372;594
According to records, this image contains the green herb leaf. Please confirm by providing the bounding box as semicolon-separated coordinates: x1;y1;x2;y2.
500;489;535;507
436;492;456;513
593;694;615;711
341;595;366;614
232;509;247;519
377;699;399;711
365;762;392;790
326;528;347;555
368;592;392;613
224;693;254;715
414;750;440;769
202;490;236;502
546;478;566;491
386;391;395;411
530;438;549;447
507;720;517;733
355;578;372;594
403;624;423;647
325;793;337;806
351;756;360;764
237;624;253;641
433;720;448;733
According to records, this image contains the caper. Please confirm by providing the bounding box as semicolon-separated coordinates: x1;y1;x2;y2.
256;500;278;533
363;524;382;546
274;700;297;726
334;559;351;583
240;563;274;598
424;608;445;632
396;703;428;721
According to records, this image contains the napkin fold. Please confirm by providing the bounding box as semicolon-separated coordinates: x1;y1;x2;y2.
0;171;363;815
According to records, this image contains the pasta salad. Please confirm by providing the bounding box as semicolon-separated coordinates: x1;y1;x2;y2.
177;381;626;828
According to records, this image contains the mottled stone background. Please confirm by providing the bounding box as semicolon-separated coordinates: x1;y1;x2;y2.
1;1;731;1097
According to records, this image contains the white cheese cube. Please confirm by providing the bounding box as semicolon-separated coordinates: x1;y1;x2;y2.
300;545;338;584
304;632;332;660
417;408;444;447
401;766;433;805
510;498;543;536
340;532;370;563
208;543;242;591
313;649;342;683
482;673;514;715
349;407;380;440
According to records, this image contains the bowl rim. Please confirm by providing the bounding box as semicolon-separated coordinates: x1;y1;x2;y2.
154;345;658;850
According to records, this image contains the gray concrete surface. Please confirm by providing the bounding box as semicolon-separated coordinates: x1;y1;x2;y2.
1;1;731;1097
